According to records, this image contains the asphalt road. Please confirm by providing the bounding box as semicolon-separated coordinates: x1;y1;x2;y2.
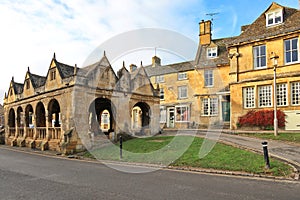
0;147;299;200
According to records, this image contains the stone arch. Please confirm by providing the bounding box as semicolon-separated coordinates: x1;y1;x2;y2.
131;102;150;132
48;98;61;127
36;102;46;127
25;104;34;127
8;108;16;128
89;98;116;134
17;106;24;127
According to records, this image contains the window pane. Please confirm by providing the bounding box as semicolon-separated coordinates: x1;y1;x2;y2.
275;16;281;23
261;57;266;67
292;51;298;62
292;39;298;49
285;40;290;51
261;46;266;55
175;106;189;121
286;52;291;63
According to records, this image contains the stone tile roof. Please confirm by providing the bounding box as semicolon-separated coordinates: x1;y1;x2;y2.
195;37;236;68
144;61;195;77
13;82;24;94
229;3;300;45
55;60;75;79
0;104;4;115
30;73;46;88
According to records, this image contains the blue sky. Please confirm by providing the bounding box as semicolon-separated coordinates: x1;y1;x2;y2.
0;0;298;104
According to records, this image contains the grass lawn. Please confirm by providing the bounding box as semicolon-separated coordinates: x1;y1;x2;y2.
237;132;300;144
84;136;293;177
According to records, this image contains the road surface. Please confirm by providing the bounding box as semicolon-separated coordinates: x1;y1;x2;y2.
0;147;299;200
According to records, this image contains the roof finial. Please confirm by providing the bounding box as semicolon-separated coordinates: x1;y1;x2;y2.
53;52;56;59
140;61;143;67
123;61;125;68
74;64;78;75
12;76;14;82
103;50;106;57
27;66;30;73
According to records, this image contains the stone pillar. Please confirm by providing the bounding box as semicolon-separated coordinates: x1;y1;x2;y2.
33;114;37;140
219;95;223;122
15;118;18;138
45;110;49;140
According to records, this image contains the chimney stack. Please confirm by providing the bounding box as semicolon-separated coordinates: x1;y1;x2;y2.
152;56;161;67
199;20;212;45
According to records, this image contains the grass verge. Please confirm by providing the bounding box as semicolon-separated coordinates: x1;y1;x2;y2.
83;136;293;177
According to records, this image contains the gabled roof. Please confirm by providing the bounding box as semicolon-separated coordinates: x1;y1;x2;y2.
13;82;24;95
229;2;300;45
82;54;118;80
195;37;235;68
54;60;75;79
144;60;194;77
29;73;46;88
117;62;129;78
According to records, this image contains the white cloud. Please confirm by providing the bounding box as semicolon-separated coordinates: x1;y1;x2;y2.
0;0;206;104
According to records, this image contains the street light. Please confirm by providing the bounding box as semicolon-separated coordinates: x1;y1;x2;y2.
270;52;279;137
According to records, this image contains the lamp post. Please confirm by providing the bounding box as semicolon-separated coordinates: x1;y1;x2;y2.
270;52;279;137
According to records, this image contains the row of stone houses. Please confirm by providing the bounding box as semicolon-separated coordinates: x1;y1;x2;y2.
144;2;300;130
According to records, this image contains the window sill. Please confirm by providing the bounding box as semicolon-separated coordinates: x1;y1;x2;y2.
178;79;188;81
285;61;300;65
254;66;267;70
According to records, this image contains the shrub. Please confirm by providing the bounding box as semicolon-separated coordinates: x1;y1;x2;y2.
238;110;285;129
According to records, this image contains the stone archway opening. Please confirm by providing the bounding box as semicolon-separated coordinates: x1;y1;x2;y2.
36;102;46;127
89;98;115;135
48;99;61;127
132;102;150;134
25;104;34;128
8;108;15;128
17;107;23;128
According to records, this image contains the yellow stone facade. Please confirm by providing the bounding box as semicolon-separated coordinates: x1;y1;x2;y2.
229;2;300;130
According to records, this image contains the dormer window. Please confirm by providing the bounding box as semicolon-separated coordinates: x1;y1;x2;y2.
266;9;283;26
207;47;218;58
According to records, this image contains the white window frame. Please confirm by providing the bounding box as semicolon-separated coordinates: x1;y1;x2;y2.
253;45;266;69
175;105;189;122
266;9;283;27
159;88;164;100
258;85;272;107
277;83;287;106
178;72;188;80
291;82;300;105
159;106;166;123
207;47;218;58
284;38;299;64
178;86;188;99
202;98;218;116
243;87;255;108
156;75;164;83
204;70;214;87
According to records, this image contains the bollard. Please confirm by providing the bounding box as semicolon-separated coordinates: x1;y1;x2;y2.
262;141;270;169
120;136;123;159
